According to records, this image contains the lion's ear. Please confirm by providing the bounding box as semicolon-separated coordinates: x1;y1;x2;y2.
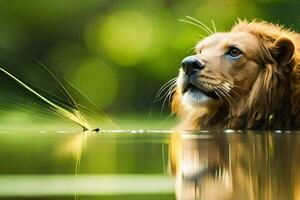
272;37;295;66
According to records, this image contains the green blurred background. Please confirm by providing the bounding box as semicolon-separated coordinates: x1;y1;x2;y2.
0;0;299;128
0;2;299;199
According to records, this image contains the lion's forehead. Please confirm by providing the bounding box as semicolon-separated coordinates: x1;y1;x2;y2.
196;32;260;53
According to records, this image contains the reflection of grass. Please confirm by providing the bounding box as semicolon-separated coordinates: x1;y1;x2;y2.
0;110;176;131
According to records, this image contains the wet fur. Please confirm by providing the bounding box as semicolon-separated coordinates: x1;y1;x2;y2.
172;20;300;130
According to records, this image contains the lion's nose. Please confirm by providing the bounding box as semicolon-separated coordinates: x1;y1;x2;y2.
181;56;205;76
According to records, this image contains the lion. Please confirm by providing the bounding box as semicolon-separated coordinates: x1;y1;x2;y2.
171;20;300;130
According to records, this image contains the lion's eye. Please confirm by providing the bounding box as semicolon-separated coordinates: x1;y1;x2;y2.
227;47;241;57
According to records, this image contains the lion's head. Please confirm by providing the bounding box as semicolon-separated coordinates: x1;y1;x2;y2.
172;20;300;130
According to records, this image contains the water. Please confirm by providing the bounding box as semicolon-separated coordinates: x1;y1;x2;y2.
0;130;299;200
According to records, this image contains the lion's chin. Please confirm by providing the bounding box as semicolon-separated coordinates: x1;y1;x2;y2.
182;89;218;108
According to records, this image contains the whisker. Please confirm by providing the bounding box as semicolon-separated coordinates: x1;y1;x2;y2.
194;82;231;105
162;101;182;121
222;83;232;93
196;33;207;39
218;85;238;106
164;83;177;104
216;76;249;91
160;83;177;118
168;84;177;104
179;19;211;36
221;80;249;100
186;16;214;35
216;85;233;104
213;89;225;103
211;19;217;32
225;85;243;100
154;79;176;99
186;46;196;54
230;84;249;91
215;87;233;107
153;78;177;103
219;82;244;104
149;79;176;116
150;78;177;117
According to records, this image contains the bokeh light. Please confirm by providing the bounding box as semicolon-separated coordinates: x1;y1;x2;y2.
86;10;155;66
72;57;118;109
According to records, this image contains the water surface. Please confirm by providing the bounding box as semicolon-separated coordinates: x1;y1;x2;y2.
0;130;299;200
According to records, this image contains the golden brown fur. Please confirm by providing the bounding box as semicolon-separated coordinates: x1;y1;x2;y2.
172;20;300;130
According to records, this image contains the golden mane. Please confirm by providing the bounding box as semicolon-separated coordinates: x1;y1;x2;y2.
172;20;300;130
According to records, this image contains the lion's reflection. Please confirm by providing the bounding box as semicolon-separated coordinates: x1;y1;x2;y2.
169;132;300;200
